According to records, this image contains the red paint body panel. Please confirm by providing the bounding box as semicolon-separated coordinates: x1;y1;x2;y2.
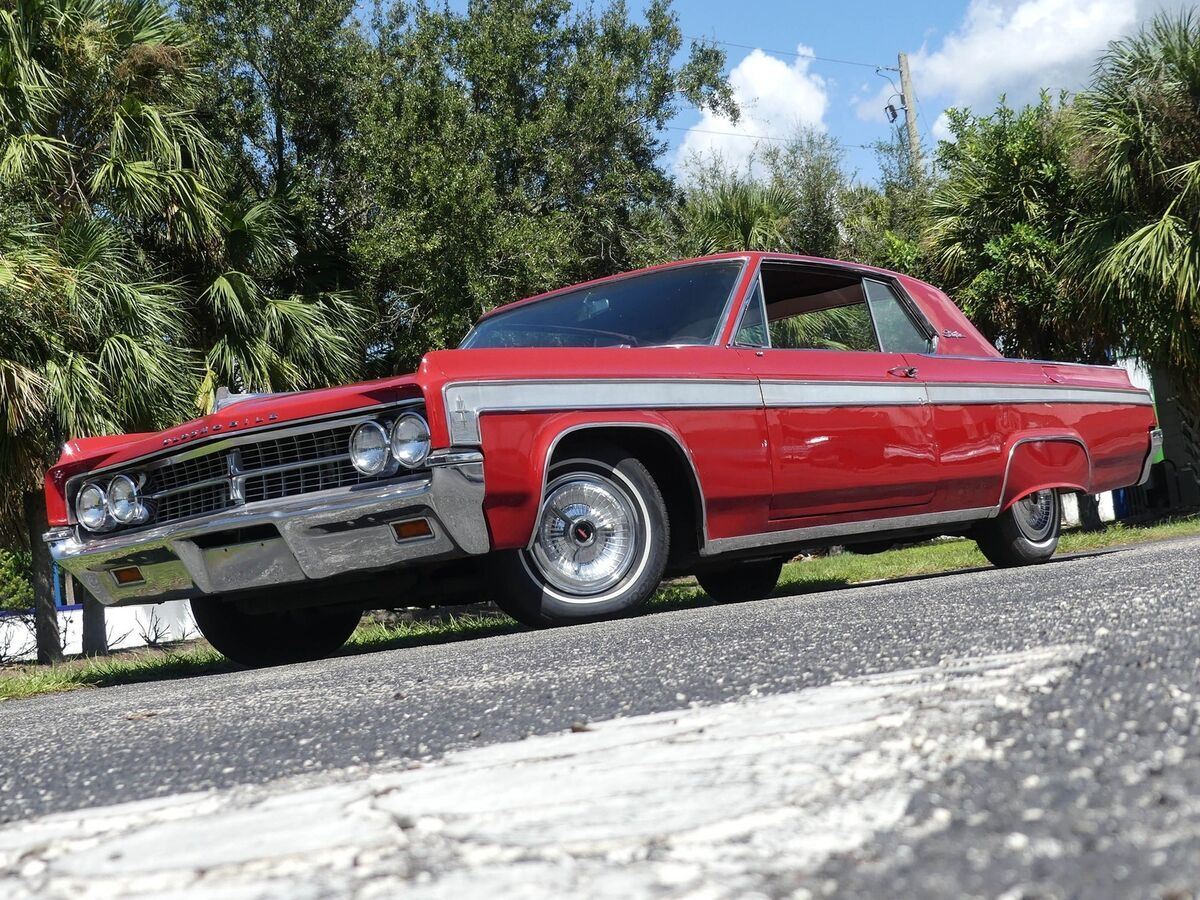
46;253;1159;559
737;348;938;519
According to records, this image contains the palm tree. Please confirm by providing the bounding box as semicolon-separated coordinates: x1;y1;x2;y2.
682;178;800;255
0;0;367;661
1068;11;1200;435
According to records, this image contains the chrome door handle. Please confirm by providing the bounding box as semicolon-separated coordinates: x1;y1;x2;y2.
888;366;918;378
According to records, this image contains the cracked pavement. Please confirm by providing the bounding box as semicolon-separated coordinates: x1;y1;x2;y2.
1;536;1199;898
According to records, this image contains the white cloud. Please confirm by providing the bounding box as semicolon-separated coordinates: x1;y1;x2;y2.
857;0;1164;126
676;46;828;175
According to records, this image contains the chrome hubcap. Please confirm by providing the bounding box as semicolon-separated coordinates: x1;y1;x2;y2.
1014;490;1057;542
529;472;640;596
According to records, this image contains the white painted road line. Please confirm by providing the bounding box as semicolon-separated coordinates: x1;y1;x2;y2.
0;646;1084;899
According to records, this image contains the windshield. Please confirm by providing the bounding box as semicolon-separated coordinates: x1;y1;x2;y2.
461;261;744;349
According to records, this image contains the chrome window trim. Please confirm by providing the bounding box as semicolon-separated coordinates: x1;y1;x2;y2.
862;277;937;355
460;257;751;349
747;258;939;350
726;259;768;348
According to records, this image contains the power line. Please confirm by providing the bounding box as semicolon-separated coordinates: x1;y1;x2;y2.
683;34;897;72
664;124;878;151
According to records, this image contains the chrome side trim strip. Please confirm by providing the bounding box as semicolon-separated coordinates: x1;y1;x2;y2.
928;383;1153;406
701;506;994;556
760;380;928;407
443;379;763;444
444;378;1153;446
1138;427;1164;486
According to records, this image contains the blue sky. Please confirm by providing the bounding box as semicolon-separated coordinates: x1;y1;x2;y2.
662;0;1180;184
440;1;1180;184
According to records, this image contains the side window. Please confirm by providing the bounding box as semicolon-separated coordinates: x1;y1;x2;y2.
760;264;878;352
733;279;768;346
864;279;933;354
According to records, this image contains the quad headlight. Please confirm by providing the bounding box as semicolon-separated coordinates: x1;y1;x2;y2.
107;474;147;525
75;474;149;532
75;482;111;532
349;412;431;475
349;420;393;476
390;413;431;469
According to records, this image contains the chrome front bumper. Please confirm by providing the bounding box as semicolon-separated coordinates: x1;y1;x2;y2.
45;451;488;606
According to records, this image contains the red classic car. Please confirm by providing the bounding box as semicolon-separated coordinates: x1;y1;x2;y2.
43;253;1161;665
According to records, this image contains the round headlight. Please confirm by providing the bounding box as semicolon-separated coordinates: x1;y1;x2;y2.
390;413;431;469
107;474;146;524
349;421;392;475
76;482;110;532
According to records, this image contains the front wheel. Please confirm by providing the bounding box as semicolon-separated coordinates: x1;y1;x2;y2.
974;489;1062;568
492;444;669;627
697;558;785;603
191;599;361;667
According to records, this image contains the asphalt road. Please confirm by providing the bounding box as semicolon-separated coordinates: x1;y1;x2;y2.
2;535;1199;898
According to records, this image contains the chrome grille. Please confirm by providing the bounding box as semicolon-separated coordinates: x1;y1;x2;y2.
153;482;233;524
76;411;425;535
239;426;354;472
242;458;369;504
144;454;228;495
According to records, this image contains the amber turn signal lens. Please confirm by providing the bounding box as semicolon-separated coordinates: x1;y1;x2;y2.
392;519;432;541
111;566;145;585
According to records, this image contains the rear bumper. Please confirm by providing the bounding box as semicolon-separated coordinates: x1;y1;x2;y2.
44;451;488;606
1137;427;1164;486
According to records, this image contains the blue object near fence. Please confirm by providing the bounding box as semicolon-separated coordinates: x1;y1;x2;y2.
1113;488;1129;520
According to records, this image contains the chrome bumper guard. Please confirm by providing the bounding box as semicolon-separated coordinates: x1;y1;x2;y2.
1137;427;1164;486
44;450;488;606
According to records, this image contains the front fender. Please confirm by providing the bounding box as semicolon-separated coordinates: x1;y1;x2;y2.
479;410;693;550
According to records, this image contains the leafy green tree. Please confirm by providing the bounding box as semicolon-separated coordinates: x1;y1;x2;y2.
679;175;800;255
841;129;931;275
350;0;736;370
1069;11;1200;426
759;129;846;259
0;0;366;660
0;548;32;611
922;95;1101;361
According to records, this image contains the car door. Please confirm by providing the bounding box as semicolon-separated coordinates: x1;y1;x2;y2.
732;261;938;522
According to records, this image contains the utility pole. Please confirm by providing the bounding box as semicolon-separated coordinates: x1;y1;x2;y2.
897;52;922;178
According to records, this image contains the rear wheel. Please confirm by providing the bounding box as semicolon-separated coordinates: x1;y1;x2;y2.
697;558;785;603
190;599;361;667
974;489;1061;568
492;444;669;627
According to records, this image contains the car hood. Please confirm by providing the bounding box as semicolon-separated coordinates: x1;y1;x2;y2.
55;374;423;474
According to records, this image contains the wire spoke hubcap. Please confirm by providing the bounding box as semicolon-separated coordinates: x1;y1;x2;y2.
529;472;641;596
1014;490;1057;542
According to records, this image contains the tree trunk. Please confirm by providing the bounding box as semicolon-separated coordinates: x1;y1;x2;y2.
23;490;63;665
79;578;108;657
1077;492;1105;533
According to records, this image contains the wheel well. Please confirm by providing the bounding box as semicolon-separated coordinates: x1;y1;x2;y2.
550;427;704;569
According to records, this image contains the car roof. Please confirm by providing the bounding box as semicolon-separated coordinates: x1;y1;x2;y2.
474;252;918;323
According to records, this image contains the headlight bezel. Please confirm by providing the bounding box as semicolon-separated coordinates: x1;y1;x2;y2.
75;481;112;533
106;473;148;525
349;420;396;476
390;412;431;469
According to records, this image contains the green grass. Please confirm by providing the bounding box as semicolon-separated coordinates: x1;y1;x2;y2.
3;514;1198;702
